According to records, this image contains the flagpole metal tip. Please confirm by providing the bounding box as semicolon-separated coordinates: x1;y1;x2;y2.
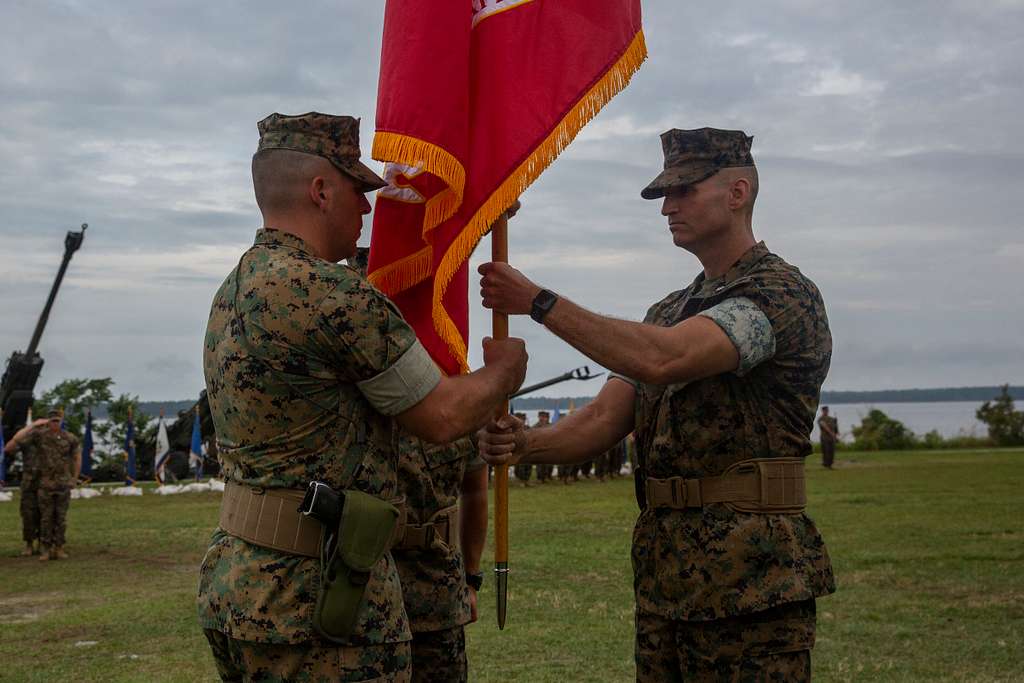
495;562;509;630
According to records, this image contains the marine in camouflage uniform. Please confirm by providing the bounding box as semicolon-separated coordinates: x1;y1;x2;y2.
198;112;525;682
533;411;554;482
393;434;486;683
5;410;80;560
817;406;839;469
478;128;835;681
511;413;533;485
10;435;41;554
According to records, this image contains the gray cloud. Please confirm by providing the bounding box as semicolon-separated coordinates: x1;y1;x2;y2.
1;0;1021;400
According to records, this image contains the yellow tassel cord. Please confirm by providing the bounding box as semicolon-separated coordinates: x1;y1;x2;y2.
432;30;649;371
367;246;433;297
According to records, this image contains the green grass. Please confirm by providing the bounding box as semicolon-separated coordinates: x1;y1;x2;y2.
1;449;1022;682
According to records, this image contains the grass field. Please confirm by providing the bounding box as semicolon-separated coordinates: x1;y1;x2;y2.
1;449;1022;682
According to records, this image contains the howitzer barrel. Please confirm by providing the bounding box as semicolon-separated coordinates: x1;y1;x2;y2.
509;365;603;399
26;224;87;356
1;224;87;438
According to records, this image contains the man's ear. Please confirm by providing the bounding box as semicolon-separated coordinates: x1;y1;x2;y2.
728;177;750;211
309;176;328;209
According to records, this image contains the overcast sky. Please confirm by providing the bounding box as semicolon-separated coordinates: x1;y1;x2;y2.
1;0;1021;401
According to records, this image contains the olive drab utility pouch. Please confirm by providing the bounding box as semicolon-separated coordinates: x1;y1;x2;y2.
312;490;399;642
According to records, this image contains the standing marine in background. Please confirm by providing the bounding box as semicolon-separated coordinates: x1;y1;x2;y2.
4;409;80;560
393;435;487;683
347;247;488;683
512;413;532;486
533;411;554;483
197;112;526;682
817;406;839;469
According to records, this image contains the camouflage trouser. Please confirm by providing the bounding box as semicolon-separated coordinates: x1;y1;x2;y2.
821;440;835;468
19;485;41;543
410;626;466;683
635;599;816;682
535;464;554;482
38;487;70;548
513;463;532;484
203;629;411;682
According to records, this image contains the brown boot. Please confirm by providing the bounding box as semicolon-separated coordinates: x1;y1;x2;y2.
53;547;69;560
38;547;51;562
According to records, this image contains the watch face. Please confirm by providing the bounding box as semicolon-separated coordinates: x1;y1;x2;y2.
531;289;558;322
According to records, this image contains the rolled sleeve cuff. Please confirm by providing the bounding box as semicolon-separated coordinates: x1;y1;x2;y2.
697;297;776;377
356;340;442;416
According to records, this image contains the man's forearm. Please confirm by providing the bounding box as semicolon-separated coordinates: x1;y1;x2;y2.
541;297;677;385
521;382;634;466
459;465;488;573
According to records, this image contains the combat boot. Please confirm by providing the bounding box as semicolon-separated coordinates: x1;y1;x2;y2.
38;546;51;562
53;547;69;560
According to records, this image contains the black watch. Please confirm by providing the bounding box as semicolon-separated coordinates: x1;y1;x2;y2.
530;289;559;323
466;571;484;591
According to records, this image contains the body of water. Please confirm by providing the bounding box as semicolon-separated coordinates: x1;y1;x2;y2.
514;401;989;443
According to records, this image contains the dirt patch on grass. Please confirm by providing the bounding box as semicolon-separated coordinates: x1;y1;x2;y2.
0;591;62;625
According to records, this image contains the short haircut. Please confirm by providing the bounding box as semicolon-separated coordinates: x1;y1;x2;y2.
718;166;759;213
251;149;334;214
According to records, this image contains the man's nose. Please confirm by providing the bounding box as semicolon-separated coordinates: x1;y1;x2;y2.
661;196;674;216
359;194;372;215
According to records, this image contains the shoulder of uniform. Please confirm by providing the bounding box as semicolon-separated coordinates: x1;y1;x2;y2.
748;254;821;296
648;286;690;316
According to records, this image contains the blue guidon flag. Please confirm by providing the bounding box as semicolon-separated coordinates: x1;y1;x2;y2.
124;409;136;485
189;409;203;481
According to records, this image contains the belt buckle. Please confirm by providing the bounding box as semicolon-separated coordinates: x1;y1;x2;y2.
671;479;688;507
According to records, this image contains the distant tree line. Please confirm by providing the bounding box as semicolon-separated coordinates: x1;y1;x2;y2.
8;378;214;484
839;385;1023;451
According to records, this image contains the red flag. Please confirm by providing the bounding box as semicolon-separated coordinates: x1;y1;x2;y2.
369;0;646;376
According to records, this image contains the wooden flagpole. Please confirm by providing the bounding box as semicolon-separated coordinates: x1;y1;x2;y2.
491;213;510;629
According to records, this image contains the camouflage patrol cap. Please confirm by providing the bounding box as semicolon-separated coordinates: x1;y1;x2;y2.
256;112;387;193
46;408;62;420
641;127;755;200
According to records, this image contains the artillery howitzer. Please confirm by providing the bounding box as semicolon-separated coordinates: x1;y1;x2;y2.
1;224;87;440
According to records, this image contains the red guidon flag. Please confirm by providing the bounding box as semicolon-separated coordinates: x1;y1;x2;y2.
369;0;646;375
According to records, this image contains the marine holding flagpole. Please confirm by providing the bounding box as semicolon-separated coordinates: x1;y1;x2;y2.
477;128;836;681
195;113;526;682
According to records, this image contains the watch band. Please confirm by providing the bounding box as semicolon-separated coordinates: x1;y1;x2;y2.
466;571;484;591
530;289;559;323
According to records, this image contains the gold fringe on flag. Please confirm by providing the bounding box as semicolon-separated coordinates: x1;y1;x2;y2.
432;30;649;372
367;246;433;296
371;131;467;240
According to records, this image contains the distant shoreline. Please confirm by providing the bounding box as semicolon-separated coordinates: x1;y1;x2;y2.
84;385;1021;418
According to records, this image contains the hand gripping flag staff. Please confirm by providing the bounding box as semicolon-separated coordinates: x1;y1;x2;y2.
369;0;646;628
